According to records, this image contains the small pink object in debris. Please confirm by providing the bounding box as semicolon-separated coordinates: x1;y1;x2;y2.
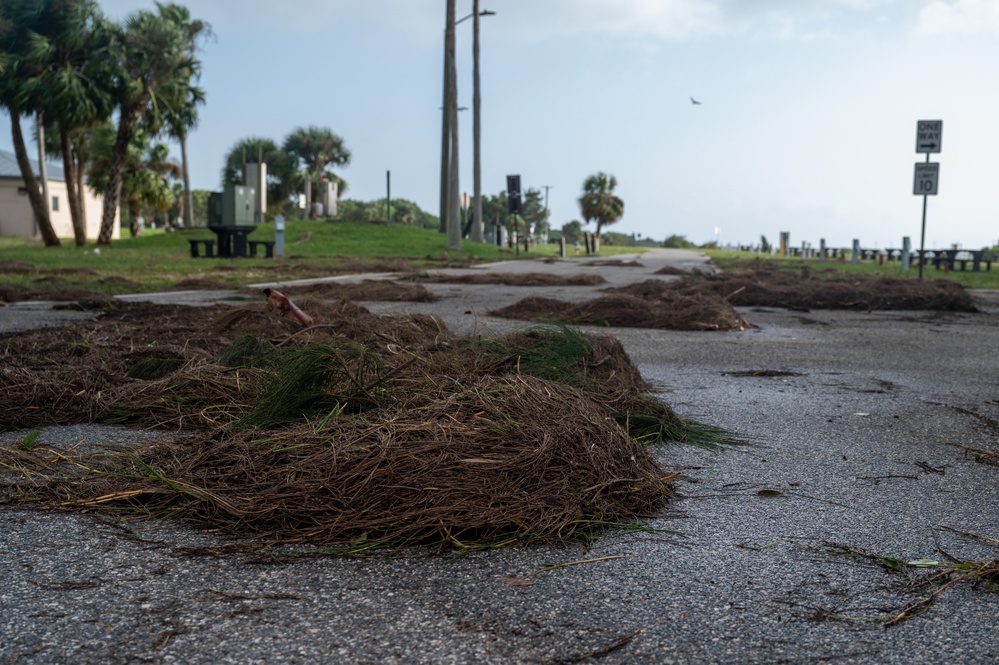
262;288;313;327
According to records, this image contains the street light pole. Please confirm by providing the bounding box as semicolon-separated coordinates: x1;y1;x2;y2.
542;185;552;242
438;21;450;233
439;7;494;241
471;0;484;242
446;0;461;250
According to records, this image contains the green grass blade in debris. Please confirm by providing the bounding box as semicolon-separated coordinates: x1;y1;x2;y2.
18;430;42;451
241;344;342;429
475;326;594;386
618;397;743;449
240;343;379;429
218;335;274;368
126;358;183;380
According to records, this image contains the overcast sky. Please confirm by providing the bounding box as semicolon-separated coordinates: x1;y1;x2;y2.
3;0;998;248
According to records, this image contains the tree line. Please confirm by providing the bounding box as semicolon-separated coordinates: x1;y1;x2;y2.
0;0;209;246
333;186;552;240
220;130;350;220
0;1;357;242
0;1;650;251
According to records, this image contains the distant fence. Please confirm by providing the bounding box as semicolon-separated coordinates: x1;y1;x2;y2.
767;246;997;272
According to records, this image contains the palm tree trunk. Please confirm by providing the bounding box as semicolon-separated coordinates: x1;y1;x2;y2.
36;113;53;242
60;130;87;246
129;206;141;237
98;107;143;245
75;145;87;238
10;112;60;246
306;175;314;219
181;131;193;227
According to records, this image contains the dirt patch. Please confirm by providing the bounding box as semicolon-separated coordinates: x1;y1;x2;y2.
98;276;142;289
280;280;438;302
653;266;688;275
0;285;29;303
0;261;37;274
267;257;423;275
170;278;233;291
407;272;607;287
29;276;71;285
330;257;420;273
0;284;113;305
488;293;747;331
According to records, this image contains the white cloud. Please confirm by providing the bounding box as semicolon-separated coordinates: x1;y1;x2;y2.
916;0;999;35
98;0;727;44
719;0;905;39
95;0;946;44
520;0;724;41
97;0;439;34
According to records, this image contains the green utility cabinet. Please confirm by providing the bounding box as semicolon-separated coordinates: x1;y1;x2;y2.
207;184;256;227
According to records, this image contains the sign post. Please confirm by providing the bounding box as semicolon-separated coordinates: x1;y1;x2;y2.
913;163;939;196
914;120;942;279
915;120;942;154
274;215;285;257
506;175;521;255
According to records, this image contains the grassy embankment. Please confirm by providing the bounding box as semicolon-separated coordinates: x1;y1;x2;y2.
4;224;997;295
0;220;637;295
704;248;999;290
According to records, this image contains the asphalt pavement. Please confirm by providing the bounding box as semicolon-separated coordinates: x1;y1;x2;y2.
2;249;997;664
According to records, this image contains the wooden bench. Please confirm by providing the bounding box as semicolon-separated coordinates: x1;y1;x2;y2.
248;240;276;258
188;239;215;258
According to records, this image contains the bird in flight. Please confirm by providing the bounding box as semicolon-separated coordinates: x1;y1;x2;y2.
690;96;702;105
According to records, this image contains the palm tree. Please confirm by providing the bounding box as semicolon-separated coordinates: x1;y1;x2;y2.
28;0;116;246
88;124;179;236
96;6;198;245
282;126;351;219
156;3;210;229
222;137;297;212
0;0;61;246
578;172;625;252
163;84;204;228
136;141;181;233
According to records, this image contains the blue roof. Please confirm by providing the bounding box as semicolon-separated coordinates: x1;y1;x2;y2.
0;149;65;181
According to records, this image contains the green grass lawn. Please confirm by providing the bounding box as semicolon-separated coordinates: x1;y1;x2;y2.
0;220;641;295
704;249;999;289
6;225;993;296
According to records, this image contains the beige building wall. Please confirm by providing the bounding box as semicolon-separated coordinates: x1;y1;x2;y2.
0;179;119;241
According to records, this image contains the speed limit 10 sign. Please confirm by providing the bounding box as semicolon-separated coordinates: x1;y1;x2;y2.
913;162;939;196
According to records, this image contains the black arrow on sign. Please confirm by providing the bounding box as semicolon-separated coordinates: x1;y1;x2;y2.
919;142;938;150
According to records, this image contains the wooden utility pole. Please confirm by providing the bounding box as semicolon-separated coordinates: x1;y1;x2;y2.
471;0;484;242
438;5;451;233
446;0;461;250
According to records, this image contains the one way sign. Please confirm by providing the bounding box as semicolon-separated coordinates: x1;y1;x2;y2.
916;119;943;153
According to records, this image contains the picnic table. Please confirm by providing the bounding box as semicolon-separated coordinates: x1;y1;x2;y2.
208;225;257;258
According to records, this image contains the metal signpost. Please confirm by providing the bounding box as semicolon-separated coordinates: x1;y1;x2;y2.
506;174;521;255
914;120;942;279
